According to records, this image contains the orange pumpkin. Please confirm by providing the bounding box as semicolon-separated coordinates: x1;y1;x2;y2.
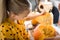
33;25;56;40
33;27;45;40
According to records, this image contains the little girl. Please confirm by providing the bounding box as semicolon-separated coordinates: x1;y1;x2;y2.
0;0;30;40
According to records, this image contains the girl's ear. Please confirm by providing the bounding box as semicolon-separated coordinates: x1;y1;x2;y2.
13;14;22;20
11;14;15;18
8;11;16;18
11;13;17;19
8;12;16;20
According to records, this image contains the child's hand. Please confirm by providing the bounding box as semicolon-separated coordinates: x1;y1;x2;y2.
24;11;44;20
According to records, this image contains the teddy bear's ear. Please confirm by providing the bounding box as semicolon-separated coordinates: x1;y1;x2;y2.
33;24;56;40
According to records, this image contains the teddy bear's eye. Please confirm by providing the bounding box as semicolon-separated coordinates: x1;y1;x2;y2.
40;5;44;9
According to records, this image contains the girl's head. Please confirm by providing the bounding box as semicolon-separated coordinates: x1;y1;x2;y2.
7;0;30;20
